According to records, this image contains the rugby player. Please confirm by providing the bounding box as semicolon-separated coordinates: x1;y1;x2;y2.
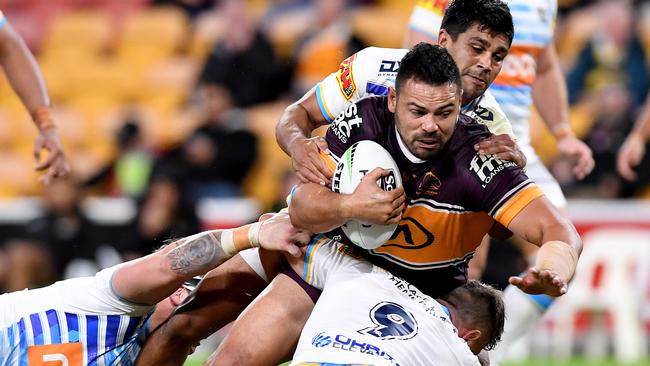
288;241;504;366
0;212;309;365
405;2;594;363
203;44;581;366
0;11;69;184
136;2;525;364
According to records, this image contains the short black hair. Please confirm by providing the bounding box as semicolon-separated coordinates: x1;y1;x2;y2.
395;43;461;93
441;0;514;46
443;280;505;350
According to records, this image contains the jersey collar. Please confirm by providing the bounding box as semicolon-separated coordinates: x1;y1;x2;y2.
395;125;426;164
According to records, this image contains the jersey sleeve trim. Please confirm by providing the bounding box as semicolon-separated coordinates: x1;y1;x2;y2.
303;235;327;285
492;183;544;227
316;83;336;123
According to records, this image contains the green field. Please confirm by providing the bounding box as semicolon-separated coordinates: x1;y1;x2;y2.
184;358;650;366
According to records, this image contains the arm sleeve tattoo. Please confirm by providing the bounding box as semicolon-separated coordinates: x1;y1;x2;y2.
166;231;225;275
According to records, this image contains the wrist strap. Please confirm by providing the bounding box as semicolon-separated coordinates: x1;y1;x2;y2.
220;229;237;256
248;221;262;248
552;124;575;140
221;223;260;256
32;106;56;131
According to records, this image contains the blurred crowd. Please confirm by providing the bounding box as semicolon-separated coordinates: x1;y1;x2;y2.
0;0;650;291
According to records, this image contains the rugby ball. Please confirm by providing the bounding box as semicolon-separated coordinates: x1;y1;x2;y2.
331;140;402;249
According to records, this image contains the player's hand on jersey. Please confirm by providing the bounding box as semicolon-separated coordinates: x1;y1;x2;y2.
557;135;594;180
508;267;568;297
34;127;70;185
291;136;333;186
258;211;312;257
344;167;406;225
617;132;645;181
474;134;526;167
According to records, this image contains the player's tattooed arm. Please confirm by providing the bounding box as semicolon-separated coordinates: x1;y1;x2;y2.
166;231;224;275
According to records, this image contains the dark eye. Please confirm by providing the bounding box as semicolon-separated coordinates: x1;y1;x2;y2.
494;54;504;62
411;109;426;116
441;112;451;118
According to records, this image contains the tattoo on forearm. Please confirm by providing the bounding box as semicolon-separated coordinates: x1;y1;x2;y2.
167;231;224;275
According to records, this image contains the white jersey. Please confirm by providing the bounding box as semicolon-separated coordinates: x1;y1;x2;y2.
291;239;480;366
0;266;152;366
315;46;514;137
407;0;566;207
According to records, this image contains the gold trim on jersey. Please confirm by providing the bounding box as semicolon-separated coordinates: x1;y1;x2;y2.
494;184;544;227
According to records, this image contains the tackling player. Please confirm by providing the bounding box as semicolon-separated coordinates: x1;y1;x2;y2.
0;212;309;365
288;241;504;366
405;1;595;363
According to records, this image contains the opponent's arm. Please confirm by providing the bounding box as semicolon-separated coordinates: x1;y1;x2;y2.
617;92;650;181
506;195;582;296
0;21;69;184
532;44;593;180
112;212;311;305
290;168;405;233
276;87;333;185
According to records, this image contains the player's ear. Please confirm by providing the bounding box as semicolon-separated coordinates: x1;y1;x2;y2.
460;328;482;343
438;29;450;47
388;87;397;113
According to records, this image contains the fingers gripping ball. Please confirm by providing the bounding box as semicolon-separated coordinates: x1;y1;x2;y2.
331;140;403;249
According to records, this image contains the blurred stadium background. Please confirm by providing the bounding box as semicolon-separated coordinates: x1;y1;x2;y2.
0;0;648;365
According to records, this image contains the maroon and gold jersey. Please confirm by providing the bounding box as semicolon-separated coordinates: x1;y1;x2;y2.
324;96;543;297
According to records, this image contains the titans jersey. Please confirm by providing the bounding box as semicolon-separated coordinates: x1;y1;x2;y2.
0;266;152;366
321;96;543;297
407;0;557;154
315;46;513;137
292;241;480;366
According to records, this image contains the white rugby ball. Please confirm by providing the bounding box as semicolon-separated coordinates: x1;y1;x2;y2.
331;140;403;249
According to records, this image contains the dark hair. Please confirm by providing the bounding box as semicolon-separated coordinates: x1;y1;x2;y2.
443;280;505;350
395;43;461;93
441;0;514;46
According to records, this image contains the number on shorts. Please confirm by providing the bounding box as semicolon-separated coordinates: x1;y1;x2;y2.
358;301;418;340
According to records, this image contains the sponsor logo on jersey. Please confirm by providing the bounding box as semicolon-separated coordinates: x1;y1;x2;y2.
384;216;435;250
330;103;362;144
311;333;401;365
28;343;83;366
469;154;517;188
312;332;332;347
416;172;441;197
336;54;357;100
472;106;494;122
337;242;365;259
379;60;400;74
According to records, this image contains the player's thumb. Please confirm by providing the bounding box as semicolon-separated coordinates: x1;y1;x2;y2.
33;141;42;161
365;167;390;181
285;243;302;258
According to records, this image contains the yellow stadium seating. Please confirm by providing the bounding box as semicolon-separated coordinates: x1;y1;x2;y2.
40;9;113;62
243;102;292;210
116;6;189;67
